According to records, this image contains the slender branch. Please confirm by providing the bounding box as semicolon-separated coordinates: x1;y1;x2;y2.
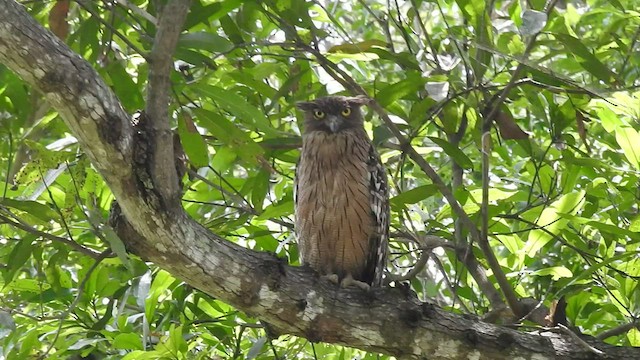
556;324;605;356
477;0;560;317
186;169;294;230
75;0;149;60
40;250;111;359
409;0;442;71
115;0;158;25
596;320;640;340
432;254;471;313
392;232;505;309
0;211;102;258
144;0;191;205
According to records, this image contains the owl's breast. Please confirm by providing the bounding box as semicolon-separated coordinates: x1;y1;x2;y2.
295;130;375;280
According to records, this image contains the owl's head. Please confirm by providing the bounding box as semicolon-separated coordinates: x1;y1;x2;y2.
296;95;371;134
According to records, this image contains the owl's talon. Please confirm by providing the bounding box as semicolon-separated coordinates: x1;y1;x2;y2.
340;274;370;291
321;273;340;284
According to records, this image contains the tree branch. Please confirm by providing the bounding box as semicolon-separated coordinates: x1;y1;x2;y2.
597;320;639;340
478;0;560;318
1;1;639;358
0;211;103;258
144;0;191;205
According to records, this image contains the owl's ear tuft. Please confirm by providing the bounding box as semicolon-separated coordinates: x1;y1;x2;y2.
346;95;372;107
296;101;316;111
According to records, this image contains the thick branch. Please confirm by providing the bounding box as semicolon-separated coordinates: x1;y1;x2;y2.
0;1;136;202
1;1;639;359
144;0;191;205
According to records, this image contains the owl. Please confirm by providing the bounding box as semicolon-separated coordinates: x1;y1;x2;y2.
294;95;389;289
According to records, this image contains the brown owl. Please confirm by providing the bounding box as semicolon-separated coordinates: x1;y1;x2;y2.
294;95;389;289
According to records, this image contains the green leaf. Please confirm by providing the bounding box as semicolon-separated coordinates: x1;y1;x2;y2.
102;63;144;111
185;0;244;27
0;199;58;223
5;278;51;293
122;351;164;360
531;266;573;280
596;105;623;132
586;220;640;241
428;137;474;169
375;77;426;107
145;270;176;321
194;84;278;137
391;185;439;206
3;236;34;284
497;234;524;256
257;200;293;220
327;39;388;54
615;126;640;170
250;170;270;211
68;338;107;351
628;328;640;346
367;48;421;71
211;146;238;172
553;33;618;83
18;330;38;358
103;226;132;271
524;191;585;257
220;14;245;45
177;113;209;168
113;333;143;350
193;108;265;165
178;31;233;52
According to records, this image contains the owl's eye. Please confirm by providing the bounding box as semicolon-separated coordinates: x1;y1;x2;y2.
341;107;352;116
313;110;325;119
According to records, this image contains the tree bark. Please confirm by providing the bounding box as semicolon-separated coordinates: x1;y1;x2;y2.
0;1;638;359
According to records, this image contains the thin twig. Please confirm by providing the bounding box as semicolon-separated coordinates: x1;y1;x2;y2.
40;250;111;359
75;0;149;60
478;0;560;317
596;320;639;340
0;211;102;258
114;0;158;25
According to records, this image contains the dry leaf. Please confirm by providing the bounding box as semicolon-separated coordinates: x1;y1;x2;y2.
495;110;529;140
576;110;591;153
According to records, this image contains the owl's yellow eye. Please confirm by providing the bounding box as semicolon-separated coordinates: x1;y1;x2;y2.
341;107;352;116
313;110;325;119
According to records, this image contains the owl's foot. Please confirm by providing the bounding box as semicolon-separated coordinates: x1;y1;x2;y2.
321;273;340;284
340;274;370;291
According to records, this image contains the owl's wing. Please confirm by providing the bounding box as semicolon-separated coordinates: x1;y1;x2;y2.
366;144;389;286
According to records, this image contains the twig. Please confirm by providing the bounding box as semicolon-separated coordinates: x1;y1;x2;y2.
0;211;102;258
114;0;158;25
432;254;471;313
39;250;111;359
409;0;442;71
478;0;560;317
596;320;639;340
556;323;604;356
75;0;149;60
187;169;294;230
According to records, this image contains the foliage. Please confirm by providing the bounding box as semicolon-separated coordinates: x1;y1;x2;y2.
1;0;639;358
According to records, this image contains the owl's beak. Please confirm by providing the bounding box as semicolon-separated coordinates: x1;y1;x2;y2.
327;115;341;133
